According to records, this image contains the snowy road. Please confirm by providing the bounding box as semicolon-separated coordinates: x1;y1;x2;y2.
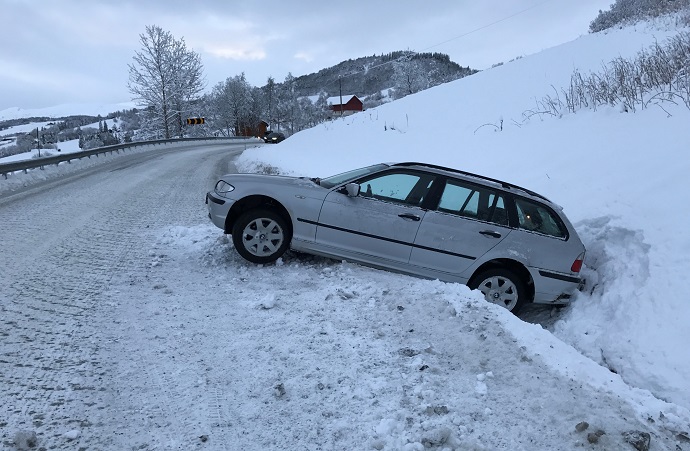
1;143;687;450
1;143;241;449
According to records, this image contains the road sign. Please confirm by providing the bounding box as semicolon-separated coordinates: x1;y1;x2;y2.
187;117;205;125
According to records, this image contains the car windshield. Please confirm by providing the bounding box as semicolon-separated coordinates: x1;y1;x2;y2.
318;164;389;188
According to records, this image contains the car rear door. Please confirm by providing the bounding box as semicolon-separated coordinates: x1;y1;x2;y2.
315;170;436;265
409;178;512;279
503;196;584;274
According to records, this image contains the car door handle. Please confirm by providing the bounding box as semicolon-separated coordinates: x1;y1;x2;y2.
398;213;421;221
479;230;501;238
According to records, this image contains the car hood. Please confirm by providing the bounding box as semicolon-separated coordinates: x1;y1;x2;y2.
218;173;318;188
214;173;330;201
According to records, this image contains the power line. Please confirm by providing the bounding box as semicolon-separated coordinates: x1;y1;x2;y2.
419;0;554;52
338;0;554;81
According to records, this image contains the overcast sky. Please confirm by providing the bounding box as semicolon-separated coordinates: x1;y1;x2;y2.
0;0;613;111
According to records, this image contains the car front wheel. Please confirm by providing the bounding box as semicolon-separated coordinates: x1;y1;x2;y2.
232;209;291;264
469;268;526;314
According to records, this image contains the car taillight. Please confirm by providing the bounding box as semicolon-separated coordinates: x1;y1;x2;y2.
571;252;585;273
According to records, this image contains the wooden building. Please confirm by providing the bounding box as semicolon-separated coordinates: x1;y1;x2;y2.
239;120;269;138
328;95;363;116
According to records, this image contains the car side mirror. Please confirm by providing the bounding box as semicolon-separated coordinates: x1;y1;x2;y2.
344;182;360;197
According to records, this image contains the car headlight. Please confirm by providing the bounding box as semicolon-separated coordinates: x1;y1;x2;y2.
214;180;235;196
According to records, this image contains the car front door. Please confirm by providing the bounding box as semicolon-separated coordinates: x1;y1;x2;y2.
316;170;436;266
409;178;513;280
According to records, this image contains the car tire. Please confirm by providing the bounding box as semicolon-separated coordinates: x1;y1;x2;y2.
469;268;527;314
232;209;291;264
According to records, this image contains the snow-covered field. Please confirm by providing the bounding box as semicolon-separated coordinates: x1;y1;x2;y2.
0;119;118;139
0;137;16;149
0;116;120;164
1;17;689;451
0;121;56;136
0;139;82;164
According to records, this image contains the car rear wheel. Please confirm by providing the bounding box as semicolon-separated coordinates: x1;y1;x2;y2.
232;209;291;264
469;268;526;314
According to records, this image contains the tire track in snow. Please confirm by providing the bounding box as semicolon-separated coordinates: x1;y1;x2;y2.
0;143;244;449
1;186;154;449
89;145;244;450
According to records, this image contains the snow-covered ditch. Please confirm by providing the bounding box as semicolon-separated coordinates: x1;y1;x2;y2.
234;19;690;419
150;222;690;449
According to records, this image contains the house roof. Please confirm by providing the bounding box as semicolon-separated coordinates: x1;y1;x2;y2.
327;95;359;105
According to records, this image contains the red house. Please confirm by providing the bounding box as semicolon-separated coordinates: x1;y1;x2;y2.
328;95;363;116
239;120;268;138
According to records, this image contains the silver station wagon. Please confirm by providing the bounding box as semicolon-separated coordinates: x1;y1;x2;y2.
206;162;585;313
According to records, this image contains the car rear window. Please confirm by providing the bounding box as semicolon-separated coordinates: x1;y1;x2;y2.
515;198;567;238
437;180;509;226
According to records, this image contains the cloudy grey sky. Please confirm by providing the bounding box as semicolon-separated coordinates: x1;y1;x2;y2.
0;0;612;110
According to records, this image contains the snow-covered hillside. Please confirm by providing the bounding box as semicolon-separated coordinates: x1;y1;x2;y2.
0;102;134;121
237;19;690;414
0;118;118;139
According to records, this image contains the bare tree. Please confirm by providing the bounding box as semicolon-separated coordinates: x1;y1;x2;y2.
276;73;298;133
262;76;276;130
392;53;429;99
128;25;205;139
210;74;253;136
169;38;205;137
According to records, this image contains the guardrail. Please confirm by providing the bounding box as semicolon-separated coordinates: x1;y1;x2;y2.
0;136;259;179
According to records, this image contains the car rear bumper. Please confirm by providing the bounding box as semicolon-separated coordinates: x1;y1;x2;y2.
530;267;582;304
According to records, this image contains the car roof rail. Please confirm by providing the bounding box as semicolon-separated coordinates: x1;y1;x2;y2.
392;162;550;202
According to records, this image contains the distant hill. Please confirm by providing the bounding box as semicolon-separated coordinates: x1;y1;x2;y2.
1;53;473;125
0;102;136;122
283;51;478;106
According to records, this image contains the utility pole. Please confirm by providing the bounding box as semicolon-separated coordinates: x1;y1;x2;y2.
339;77;343;117
36;128;41;158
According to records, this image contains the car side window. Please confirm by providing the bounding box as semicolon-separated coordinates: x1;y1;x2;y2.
437;180;508;226
515;198;567;238
438;183;475;214
488;195;508;226
358;171;434;207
